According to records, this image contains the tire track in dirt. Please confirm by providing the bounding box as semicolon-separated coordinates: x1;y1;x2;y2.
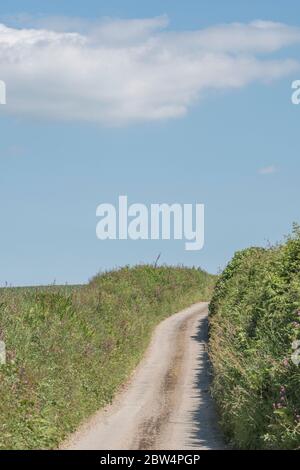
62;302;224;450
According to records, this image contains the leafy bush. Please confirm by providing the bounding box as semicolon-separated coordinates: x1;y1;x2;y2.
0;265;214;449
209;226;300;449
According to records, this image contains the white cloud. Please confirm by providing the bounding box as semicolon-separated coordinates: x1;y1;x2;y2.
0;17;300;125
258;165;277;175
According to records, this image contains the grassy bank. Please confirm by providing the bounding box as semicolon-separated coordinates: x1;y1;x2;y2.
209;226;300;449
0;265;214;449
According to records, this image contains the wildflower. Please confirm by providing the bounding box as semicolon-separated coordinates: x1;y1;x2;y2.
282;358;289;367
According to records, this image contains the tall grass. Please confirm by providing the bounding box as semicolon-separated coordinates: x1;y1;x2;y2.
0;265;214;449
209;226;300;449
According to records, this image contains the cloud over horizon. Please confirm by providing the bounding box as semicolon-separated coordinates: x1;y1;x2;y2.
0;16;300;125
258;165;278;175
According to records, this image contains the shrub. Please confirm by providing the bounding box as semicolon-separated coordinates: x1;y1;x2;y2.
209;226;300;449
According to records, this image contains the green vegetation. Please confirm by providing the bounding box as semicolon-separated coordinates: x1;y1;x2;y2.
209;226;300;449
0;265;214;449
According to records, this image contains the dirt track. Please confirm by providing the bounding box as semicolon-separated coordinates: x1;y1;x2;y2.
62;302;224;450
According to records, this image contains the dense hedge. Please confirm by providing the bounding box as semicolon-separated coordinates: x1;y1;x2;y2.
209;226;300;449
0;265;214;449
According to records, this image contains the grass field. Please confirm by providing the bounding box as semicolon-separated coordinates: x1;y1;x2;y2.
0;264;215;449
209;226;300;449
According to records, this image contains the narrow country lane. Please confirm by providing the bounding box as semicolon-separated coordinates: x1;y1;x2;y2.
62;302;224;450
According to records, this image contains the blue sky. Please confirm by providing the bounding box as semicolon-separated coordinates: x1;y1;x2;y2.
0;0;300;285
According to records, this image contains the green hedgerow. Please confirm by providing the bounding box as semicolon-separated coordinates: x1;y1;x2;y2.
209;226;300;449
0;265;214;449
